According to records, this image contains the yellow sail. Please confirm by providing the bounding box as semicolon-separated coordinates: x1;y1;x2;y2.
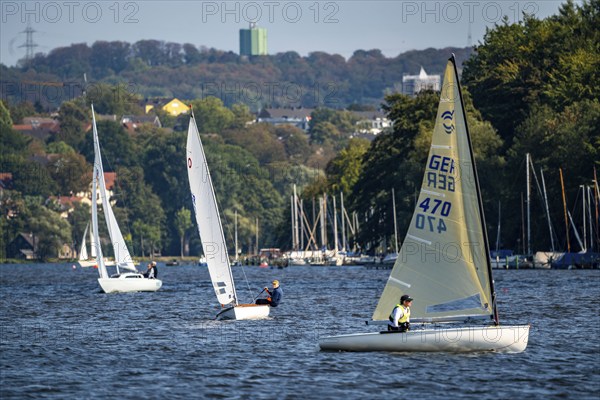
372;57;495;322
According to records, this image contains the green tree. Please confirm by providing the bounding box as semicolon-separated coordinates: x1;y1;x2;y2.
87;83;143;115
69;202;91;256
190;97;235;133
325;138;370;197
114;166;166;256
47;152;91;195
56;100;89;149
174;207;192;258
26;203;72;260
46;141;76;155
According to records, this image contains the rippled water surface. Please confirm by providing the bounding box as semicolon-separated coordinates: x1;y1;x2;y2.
1;264;598;399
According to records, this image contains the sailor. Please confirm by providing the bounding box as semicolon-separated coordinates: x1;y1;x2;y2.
388;294;413;332
255;280;283;307
144;261;158;279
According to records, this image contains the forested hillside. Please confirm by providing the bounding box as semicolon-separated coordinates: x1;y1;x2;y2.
1;45;472;110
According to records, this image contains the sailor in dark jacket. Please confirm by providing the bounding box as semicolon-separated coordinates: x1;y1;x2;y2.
256;280;283;307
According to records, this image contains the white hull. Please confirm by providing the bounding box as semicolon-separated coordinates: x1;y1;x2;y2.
98;273;162;293
216;304;270;320
319;325;530;353
78;259;115;268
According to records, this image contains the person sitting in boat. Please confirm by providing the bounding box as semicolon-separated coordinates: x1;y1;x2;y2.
255;280;282;307
144;261;158;279
388;294;413;332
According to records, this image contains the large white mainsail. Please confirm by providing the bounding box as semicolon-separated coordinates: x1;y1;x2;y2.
186;111;237;306
372;58;496;323
91;105;137;274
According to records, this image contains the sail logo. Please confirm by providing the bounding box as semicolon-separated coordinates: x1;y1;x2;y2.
441;110;455;134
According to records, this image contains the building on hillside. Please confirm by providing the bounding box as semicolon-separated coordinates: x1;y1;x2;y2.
143;98;189;116
240;23;267;56
350;110;392;135
12;117;60;141
257;108;313;131
401;67;441;96
75;172;117;206
7;232;36;260
46;195;91;219
121;115;162;131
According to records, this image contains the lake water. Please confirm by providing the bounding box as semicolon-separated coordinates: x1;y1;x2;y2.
1;263;598;399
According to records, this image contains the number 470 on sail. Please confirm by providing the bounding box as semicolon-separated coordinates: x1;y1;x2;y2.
415;197;451;234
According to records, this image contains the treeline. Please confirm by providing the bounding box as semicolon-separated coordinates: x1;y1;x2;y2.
1;90;366;260
2;43;472;110
309;0;599;254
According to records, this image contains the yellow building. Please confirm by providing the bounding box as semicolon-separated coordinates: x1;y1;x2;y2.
145;98;189;116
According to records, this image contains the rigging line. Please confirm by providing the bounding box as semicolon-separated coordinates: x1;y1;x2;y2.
99;140;138;258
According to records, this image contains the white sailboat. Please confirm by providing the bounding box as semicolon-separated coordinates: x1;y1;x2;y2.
319;56;530;353
90;105;162;293
186;110;269;320
77;221;115;268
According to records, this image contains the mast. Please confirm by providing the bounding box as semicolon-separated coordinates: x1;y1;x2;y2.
290;195;295;250
333;195;339;256
581;185;587;252
526;153;531;255
340;192;346;252
300;198;304;251
495;201;501;253
540;169;555;252
392;188;399;254
587;186;594;251
293;184;299;251
234;210;239;262
559;168;570;253
521;192;525;255
255;217;259;256
594;166;600;245
450;55;498;325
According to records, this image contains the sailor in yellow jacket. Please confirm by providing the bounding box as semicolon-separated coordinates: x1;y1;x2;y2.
388;294;413;332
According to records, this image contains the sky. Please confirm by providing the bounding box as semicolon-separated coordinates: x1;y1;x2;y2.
0;0;572;67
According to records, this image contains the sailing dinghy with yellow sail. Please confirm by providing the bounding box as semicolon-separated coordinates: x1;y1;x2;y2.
319;55;530;353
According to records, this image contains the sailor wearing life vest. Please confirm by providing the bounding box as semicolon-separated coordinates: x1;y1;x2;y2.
388;294;413;332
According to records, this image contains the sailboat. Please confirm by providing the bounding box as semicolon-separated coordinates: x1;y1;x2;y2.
186;110;270;320
90;105;162;293
319;56;530;353
77;222;115;268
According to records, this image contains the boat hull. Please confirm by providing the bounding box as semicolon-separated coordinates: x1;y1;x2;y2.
319;325;530;353
98;273;162;293
216;304;270;320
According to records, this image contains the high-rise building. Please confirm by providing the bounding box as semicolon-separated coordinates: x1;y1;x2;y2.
239;23;267;56
401;67;441;96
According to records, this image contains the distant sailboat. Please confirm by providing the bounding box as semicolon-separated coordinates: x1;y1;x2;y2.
186;110;269;320
77;221;115;268
90;105;162;293
77;222;96;267
319;55;530;353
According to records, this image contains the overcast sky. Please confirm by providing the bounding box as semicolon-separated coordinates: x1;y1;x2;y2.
1;1;571;67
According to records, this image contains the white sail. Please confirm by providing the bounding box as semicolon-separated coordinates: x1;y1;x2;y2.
372;59;495;322
91;105;137;274
186;112;237;306
92;133;108;279
79;223;89;261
